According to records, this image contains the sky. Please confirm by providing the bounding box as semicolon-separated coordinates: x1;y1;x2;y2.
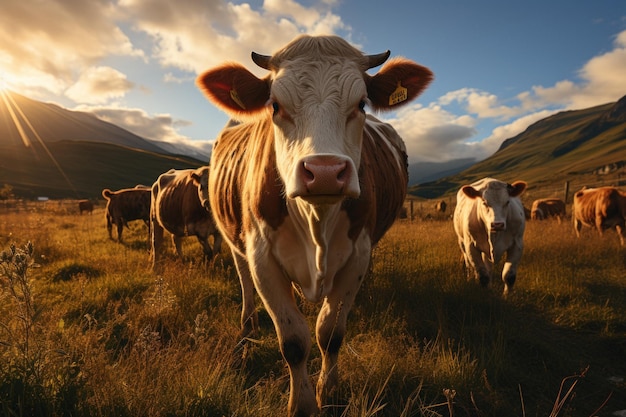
1;0;625;164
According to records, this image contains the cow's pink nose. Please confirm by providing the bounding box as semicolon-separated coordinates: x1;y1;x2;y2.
298;156;351;196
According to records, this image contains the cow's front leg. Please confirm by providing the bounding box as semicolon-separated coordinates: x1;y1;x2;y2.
116;222;125;242
615;224;625;247
467;244;489;287
250;255;317;417
231;251;258;340
502;241;523;296
196;235;213;260
315;264;366;410
172;235;184;260
151;221;165;272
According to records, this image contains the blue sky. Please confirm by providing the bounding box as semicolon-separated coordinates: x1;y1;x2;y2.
1;0;625;163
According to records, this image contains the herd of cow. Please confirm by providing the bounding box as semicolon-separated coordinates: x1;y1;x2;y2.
96;168;222;273
74;35;624;416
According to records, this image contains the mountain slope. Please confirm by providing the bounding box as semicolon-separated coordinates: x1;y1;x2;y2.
0;90;210;199
0;140;206;199
410;96;626;198
408;158;476;185
0;91;170;154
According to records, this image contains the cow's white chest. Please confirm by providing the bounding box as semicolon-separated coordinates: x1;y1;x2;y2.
270;206;356;302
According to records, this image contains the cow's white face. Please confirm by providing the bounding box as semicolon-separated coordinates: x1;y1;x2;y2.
463;181;526;232
478;186;512;232
270;60;365;204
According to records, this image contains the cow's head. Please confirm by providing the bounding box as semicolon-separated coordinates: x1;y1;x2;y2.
197;35;432;205
462;180;527;232
190;166;210;210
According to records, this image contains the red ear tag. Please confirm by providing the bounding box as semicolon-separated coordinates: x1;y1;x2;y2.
388;81;408;106
230;89;246;109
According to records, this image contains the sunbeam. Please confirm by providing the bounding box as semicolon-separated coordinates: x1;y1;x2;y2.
0;89;79;196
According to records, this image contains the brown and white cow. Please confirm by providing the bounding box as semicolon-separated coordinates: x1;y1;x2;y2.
150;167;222;272
435;200;447;213
572;186;626;246
530;198;566;221
102;187;151;242
196;35;432;416
453;178;527;296
78;199;94;215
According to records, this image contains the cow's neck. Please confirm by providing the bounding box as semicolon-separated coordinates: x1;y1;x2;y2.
286;199;349;299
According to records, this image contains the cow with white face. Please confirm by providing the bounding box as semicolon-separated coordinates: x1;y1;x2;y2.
453;177;527;296
196;35;433;416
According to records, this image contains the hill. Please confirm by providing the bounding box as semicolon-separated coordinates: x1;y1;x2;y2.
408;158;476;185
410;95;626;199
0;139;206;199
0;91;209;199
0;91;170;153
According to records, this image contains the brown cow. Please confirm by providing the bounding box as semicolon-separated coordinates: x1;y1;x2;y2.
197;35;432;416
530;198;566;221
78;199;94;215
573;186;626;246
102;187;151;242
150;167;222;272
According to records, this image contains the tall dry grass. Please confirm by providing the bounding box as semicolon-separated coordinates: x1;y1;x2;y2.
0;204;625;416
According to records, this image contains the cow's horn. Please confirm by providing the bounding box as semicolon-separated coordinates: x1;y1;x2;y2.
251;52;271;70
366;50;391;69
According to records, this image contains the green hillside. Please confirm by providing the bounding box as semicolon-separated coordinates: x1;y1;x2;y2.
0;140;207;199
410;98;626;198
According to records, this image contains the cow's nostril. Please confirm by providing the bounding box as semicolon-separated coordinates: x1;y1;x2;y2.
302;163;315;181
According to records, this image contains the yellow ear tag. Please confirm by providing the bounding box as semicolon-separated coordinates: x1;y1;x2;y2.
388;81;408;106
230;89;246;109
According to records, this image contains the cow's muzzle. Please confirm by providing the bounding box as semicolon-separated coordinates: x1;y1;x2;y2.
291;155;359;201
490;221;506;232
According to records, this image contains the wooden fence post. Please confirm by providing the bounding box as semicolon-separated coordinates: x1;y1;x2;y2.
563;181;570;204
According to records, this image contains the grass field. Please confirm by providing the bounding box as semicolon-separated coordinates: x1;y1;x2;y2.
0;201;625;416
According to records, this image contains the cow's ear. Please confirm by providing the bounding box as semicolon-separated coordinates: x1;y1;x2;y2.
461;185;481;199
197;63;270;118
508;181;527;197
367;57;433;111
190;172;201;185
190;167;208;186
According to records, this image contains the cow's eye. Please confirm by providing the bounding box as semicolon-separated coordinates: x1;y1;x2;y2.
272;102;279;116
358;100;366;112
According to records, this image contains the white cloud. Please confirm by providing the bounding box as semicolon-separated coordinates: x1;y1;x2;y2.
79;103;214;160
118;0;347;76
0;0;143;97
385;104;479;163
66;67;134;104
477;109;558;156
76;104;188;143
426;29;626;162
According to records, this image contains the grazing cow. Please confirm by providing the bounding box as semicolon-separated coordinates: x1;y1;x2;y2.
572;186;626;246
78;199;94;215
453;177;527;296
102;187;151;242
196;35;433;416
530;198;566;221
150;167;222;272
435;200;447;213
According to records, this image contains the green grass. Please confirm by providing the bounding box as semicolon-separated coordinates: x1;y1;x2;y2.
0;204;625;416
